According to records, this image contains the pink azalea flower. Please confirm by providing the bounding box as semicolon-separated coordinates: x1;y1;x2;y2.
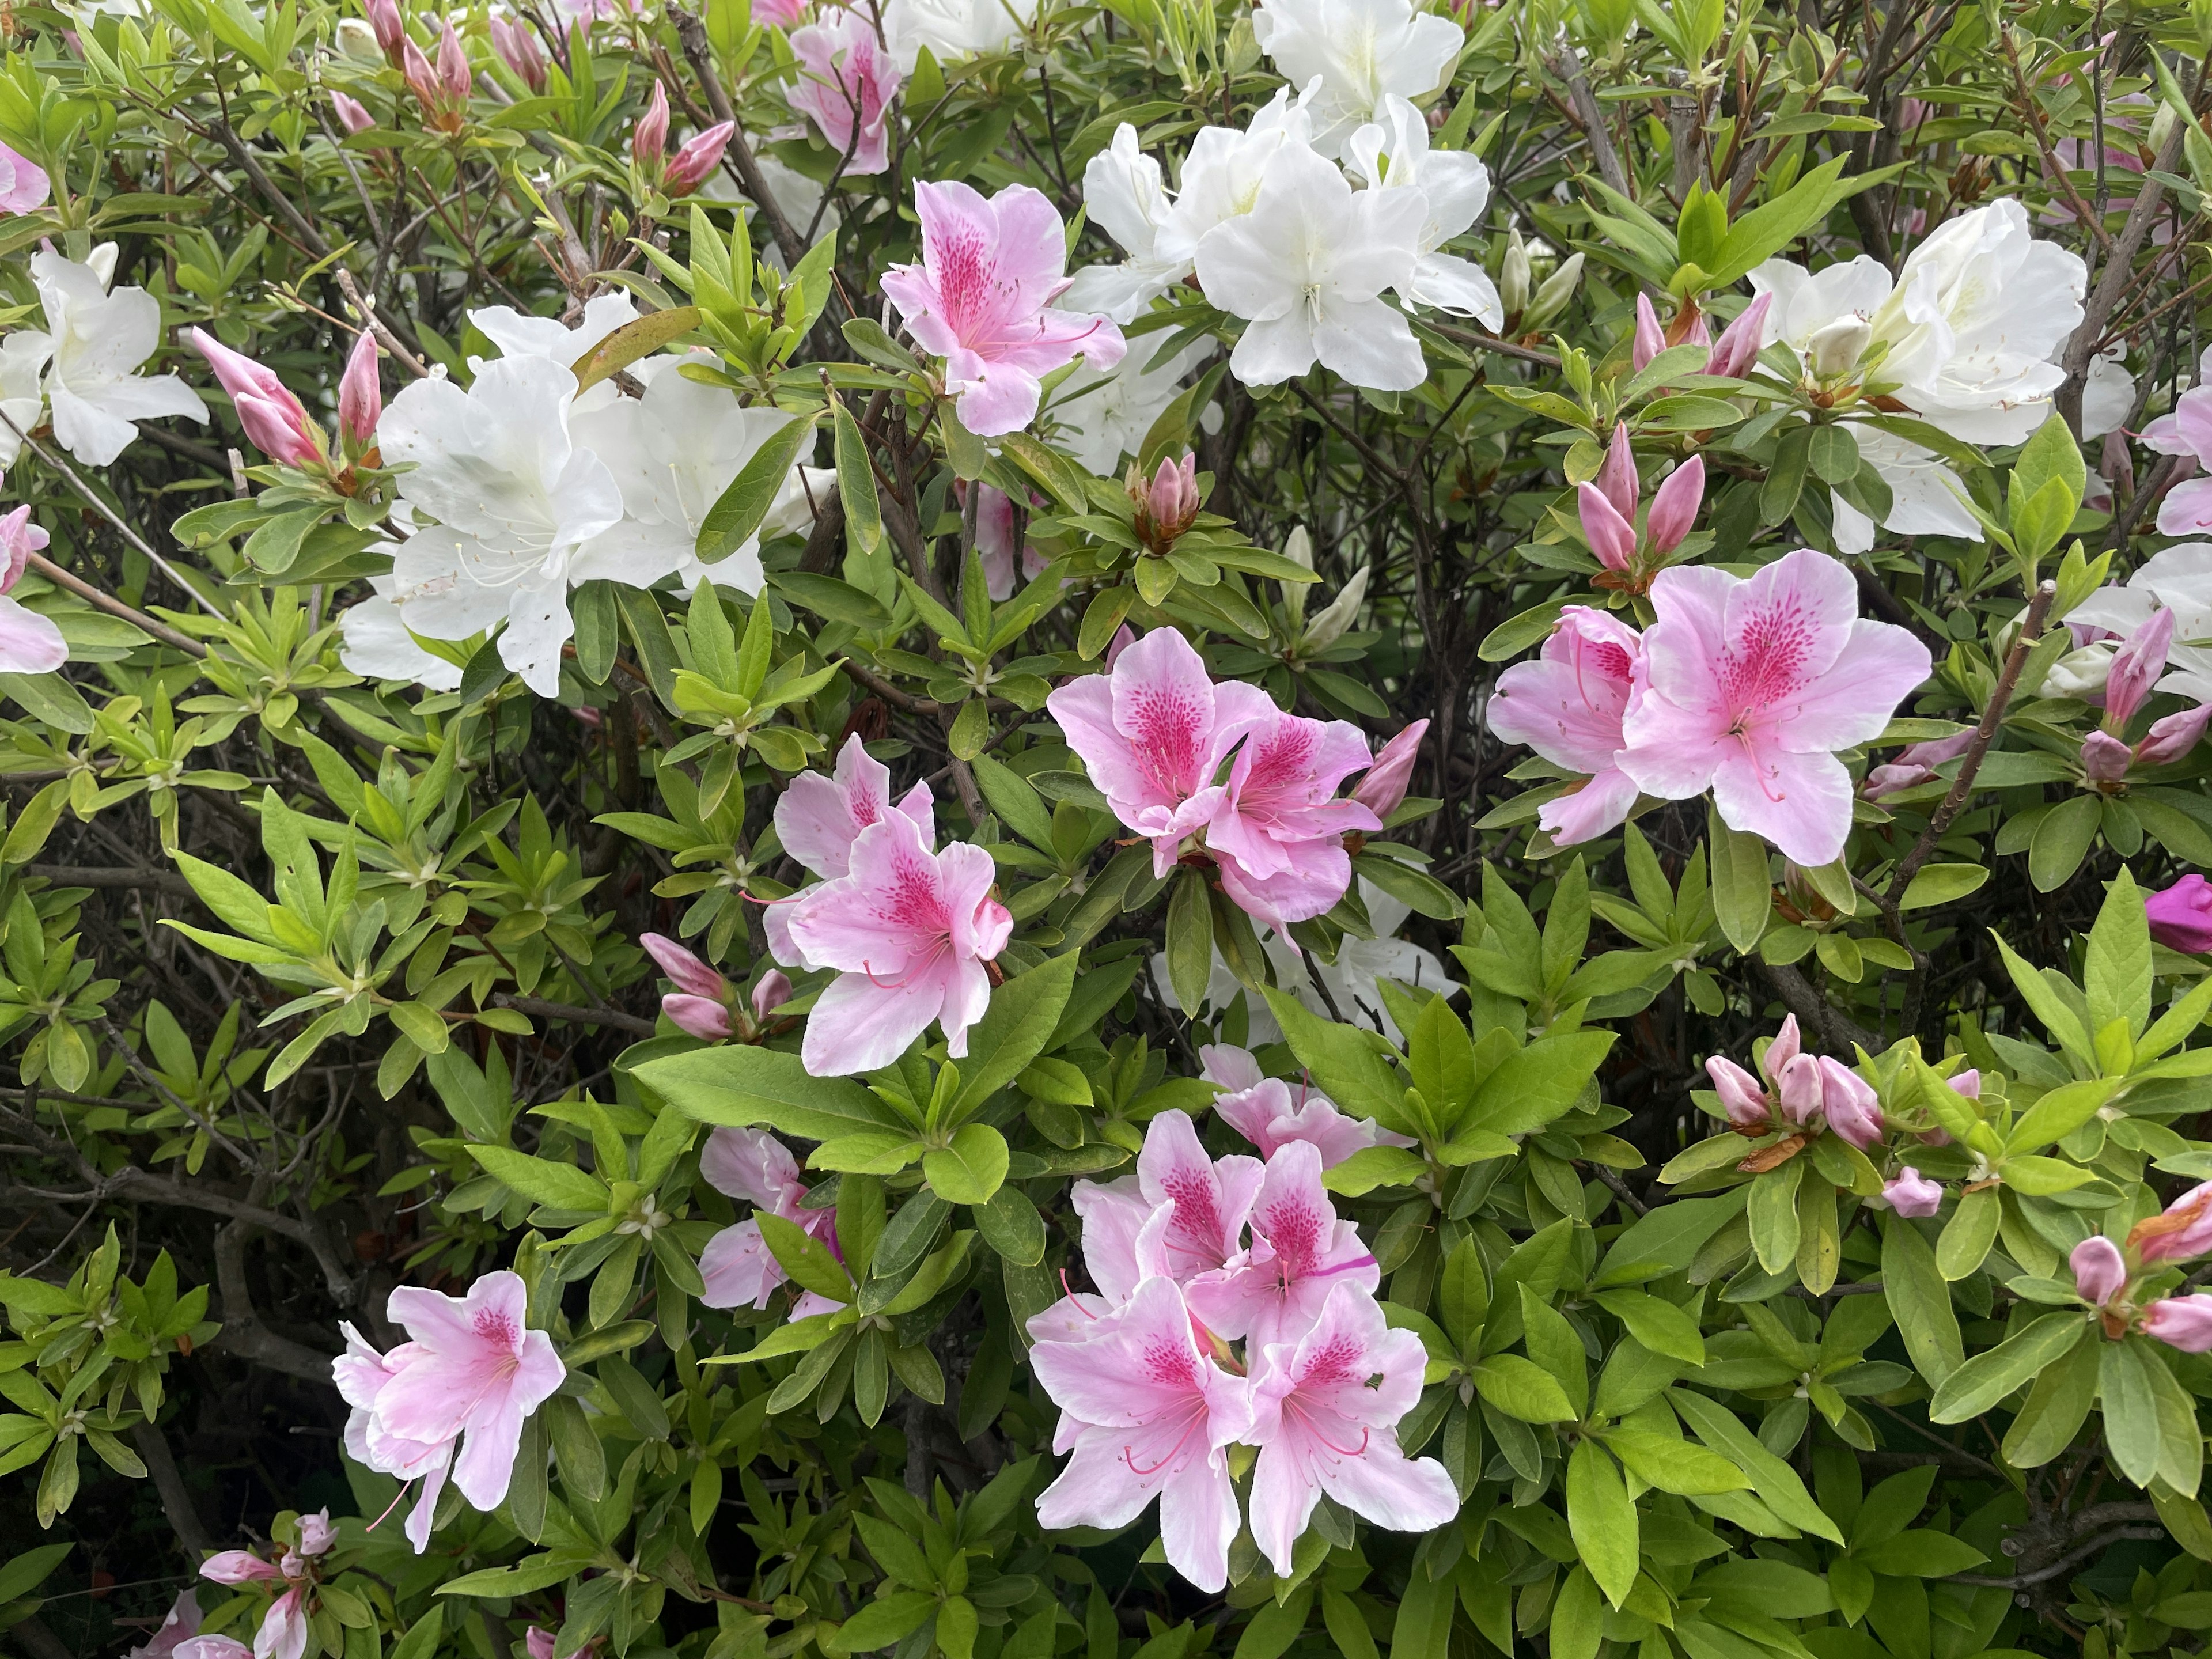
363;1272;565;1516
2144;1294;2212;1351
330;1325;455;1553
787;9;901;176
2105;608;2173;729
1861;729;1975;799
1207;707;1380;929
698;1126;843;1313
1618;548;1933;867
1068;1175;1167;1306
1046;628;1276;874
188;328;323;467
339;329;381;450
176;1641;252;1659
253;1596;306;1659
755;0;807;21
1136;1109;1264;1282
2130;1180;2212;1266
126;1592;203;1659
0;142;50;215
2149;874;2212;952
1703;293;1770;378
1245;1282;1458;1577
1351;719;1427;820
1880;1166;1942;1219
774;732;935;878
296;1512;336;1556
782;809;1011;1074
1486;606;1645;846
199;1553;281;1586
2071;1236;2127;1307
1200;1044;1410;1168
0;507;67;675
881;180;1125;437
1185;1141;1378;1353
1031;1276;1255;1592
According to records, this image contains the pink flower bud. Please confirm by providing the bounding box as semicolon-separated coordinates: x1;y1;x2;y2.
2137;701;2212;766
199;1553;281;1586
176;1642;252;1659
1632;293;1664;372
1775;1052;1824;1127
2071;1235;2127;1307
331;91;375;134
2131;1180;2212;1266
1949;1068;1980;1099
1352;718;1428;820
0;141;50;217
2081;728;2133;783
436;21;472;101
366;0;404;55
752;970;794;1019
2105;607;2173;729
1861;762;1934;799
1703;291;1770;378
1644;455;1703;555
1817;1056;1883;1149
296;1512;336;1556
634;81;671;172
339;328;381;450
1705;1055;1769;1131
664;120;736;196
1880;1167;1942;1218
526;1633;558;1659
1761;1014;1801;1084
2145;1294;2212;1352
755;0;808;21
1682;310;1711;352
2149;874;2212;953
1577;482;1636;572
1596;421;1638;518
401;36;442;115
642;931;728;1000
188;328;321;467
490;16;547;91
662;993;734;1041
0;504;49;595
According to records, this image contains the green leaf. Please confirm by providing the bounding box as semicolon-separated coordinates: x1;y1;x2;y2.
571;305;701;391
441;1551;599;1599
1592;1289;1705;1365
1566;1441;1639;1609
1854;1531;1989;1578
1600;1429;1748;1495
756;1212;854;1302
463;1146;609;1211
924;1123;1011;1206
637;1046;903;1142
1708;809;1771;953
1164;866;1215;1020
2085;865;2151;1038
1465;1031;1615;1137
1668;1387;1842;1541
975;1184;1046;1265
1471;1354;1576;1422
1935;1186;2001;1280
0;1543;71;1605
1881;1214;1964;1387
950;954;1079;1117
1898;863;1988;911
1927;1312;2088;1423
822;1592;938;1654
699;414;815;563
2002;1334;2099;1468
832;400;884;555
1261;987;1407;1126
2099;1336;2168;1488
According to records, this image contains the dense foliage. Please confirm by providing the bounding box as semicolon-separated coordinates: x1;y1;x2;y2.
11;1;2212;1658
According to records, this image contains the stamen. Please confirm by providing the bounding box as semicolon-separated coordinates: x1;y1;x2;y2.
1122;1407;1206;1477
365;1479;415;1534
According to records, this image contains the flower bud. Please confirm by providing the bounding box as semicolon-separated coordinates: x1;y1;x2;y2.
1760;1014;1802;1084
2105;608;2173;729
2137;701;2212;766
2103;428;2135;502
200;1553;282;1586
2071;1235;2127;1307
1352;718;1427;820
1631;292;1664;373
331;90;376;134
2147;1294;2212;1351
1817;1056;1883;1149
1595;421;1638;518
1302;565;1369;652
1520;251;1582;331
2081;728;2133;783
664;120;736;195
2131;1179;2212;1266
1499;225;1531;318
490;16;547;92
1131;452;1200;548
1950;1068;1981;1100
1880;1167;1942;1218
1577;482;1636;572
339;327;381;450
1804;313;1872;378
189;327;322;467
2149;874;2212;952
1705;1055;1769;1131
436;20;472;101
334;17;383;59
662;993;734;1041
296;1512;336;1556
1645;454;1704;555
634;80;671;172
2041;637;2119;699
1704;291;1771;378
526;1633;558;1659
1775;1052;1824;1127
643;931;728;999
751;970;794;1019
365;0;404;56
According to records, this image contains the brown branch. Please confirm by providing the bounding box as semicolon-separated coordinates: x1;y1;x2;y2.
25;554;208;657
1425;321;1565;369
496;994;658;1037
665;3;808;269
1544;41;1634;199
27;865;198;897
211;1218;339;1384
2058;116;2188;433
1950;1527;2168;1588
130;1421;214;1558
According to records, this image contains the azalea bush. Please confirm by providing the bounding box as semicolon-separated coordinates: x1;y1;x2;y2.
16;0;2212;1657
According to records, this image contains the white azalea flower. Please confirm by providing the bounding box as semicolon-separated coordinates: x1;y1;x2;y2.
1251;0;1464;157
1049;342;1202;474
570;351;831;596
377;354;626;696
1828;425;1981;555
1344;94;1502;325
2070;543;2212;704
2082;344;2135;440
1193;142;1425;391
0;330;53;471
18;247;206;468
467;293;638;374
880;0;1035;72
1063;90;1320;323
339;506;467;692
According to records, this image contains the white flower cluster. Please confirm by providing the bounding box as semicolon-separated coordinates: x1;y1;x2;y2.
1067;0;1495;393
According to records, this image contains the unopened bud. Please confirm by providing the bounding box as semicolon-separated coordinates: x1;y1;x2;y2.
1631;292;1664;372
1302;565;1369;651
334;16;382;59
2041;638;2119;700
339;327;381;450
1804;313;1872;378
634;80;671;172
664;120;735;195
2137;702;2212;766
2105;608;2174;730
1520;251;1582;331
1645;454;1705;555
752;970;794;1019
2081;728;2134;783
1578;483;1635;573
1499;226;1531;318
1595;422;1637;518
1704;291;1771;378
330;89;375;134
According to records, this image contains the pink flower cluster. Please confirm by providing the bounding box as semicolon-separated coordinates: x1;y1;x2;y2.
2068;1188;2212;1351
1703;1014;1884;1150
1577;423;1704;586
191;1513;336;1659
2077;608;2212;785
188;328;380;472
1631;291;1770;380
632;82;737;196
641;932;791;1041
758;734;1011;1075
331;1271;564;1552
695;1126;845;1316
1046;628;1425;929
1028;1104;1456;1589
1489;548;1932;866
